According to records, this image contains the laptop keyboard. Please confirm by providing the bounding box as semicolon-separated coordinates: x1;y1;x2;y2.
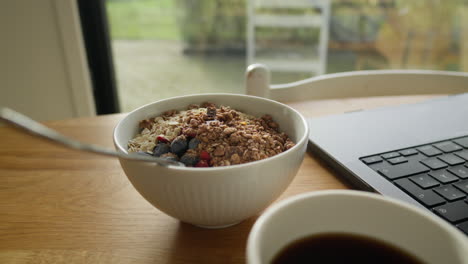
361;136;468;236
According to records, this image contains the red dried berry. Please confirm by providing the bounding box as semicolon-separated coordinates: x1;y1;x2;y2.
199;150;211;160
195;160;209;167
156;136;169;143
186;132;197;138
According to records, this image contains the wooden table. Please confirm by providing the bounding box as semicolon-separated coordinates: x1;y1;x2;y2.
0;95;441;263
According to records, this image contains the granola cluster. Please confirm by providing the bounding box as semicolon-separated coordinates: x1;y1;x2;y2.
128;102;295;167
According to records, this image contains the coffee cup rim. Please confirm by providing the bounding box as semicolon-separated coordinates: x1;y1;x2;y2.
247;190;468;264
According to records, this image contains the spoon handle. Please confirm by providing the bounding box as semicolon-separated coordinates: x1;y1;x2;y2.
0;107;183;167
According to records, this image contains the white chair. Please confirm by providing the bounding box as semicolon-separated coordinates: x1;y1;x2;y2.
245;64;468;102
246;0;330;75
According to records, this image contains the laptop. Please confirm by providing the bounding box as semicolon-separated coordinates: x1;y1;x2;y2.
307;93;468;235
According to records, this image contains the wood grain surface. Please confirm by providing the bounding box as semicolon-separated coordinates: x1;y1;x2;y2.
0;95;441;263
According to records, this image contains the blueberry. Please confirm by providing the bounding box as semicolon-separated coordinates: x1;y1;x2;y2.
180;153;199;166
153;142;170;157
171;135;188;156
188;137;200;149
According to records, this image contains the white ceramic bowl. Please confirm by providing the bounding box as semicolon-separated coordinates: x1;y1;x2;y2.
247;190;468;264
113;94;308;228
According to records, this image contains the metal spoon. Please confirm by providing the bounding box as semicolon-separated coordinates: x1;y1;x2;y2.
0;107;184;167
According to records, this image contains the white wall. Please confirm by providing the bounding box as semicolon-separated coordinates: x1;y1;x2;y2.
0;0;96;121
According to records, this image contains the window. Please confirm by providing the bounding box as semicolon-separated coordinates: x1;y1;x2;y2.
101;0;468;112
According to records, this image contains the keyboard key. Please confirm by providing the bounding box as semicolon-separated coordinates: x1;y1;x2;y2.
378;161;430;180
454;137;468;148
368;162;388;172
381;152;400;159
417;145;442;157
394;178;445;207
405;153;426;163
362;156;383;165
454;150;468;161
420;158;448;170
433;186;466;201
399;149;418;156
409;174;439;189
448;165;468;179
453;180;468;194
457;221;468;235
387;156;408;165
437;154;465;166
429;170;459;183
433;200;468;223
434;141;463;153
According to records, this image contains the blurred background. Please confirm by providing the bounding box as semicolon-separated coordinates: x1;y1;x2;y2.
106;0;468;112
1;0;467;120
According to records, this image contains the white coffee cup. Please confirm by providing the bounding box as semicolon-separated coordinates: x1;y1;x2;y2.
247;190;468;264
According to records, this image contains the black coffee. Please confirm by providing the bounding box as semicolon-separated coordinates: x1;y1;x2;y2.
271;233;425;264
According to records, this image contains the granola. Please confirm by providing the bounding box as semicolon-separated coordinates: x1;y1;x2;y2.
128;103;295;167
